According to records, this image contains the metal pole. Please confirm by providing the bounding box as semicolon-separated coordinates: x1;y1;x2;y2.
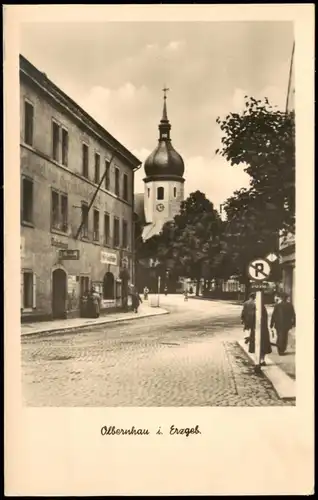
157;276;161;307
254;290;262;372
75;148;118;240
285;41;295;114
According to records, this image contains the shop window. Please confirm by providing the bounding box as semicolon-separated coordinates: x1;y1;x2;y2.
80;276;90;296
103;272;114;300
21;271;36;310
157;187;164;200
22;177;33;224
24;100;34;146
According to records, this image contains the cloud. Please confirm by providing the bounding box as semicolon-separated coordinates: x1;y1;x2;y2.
20;21;293;208
165;40;185;52
184;155;250;208
74;84;153;152
146;43;159;51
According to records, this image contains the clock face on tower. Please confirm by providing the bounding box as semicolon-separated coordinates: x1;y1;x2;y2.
156;203;164;212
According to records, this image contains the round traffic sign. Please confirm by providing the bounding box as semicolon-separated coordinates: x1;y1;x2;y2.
247;258;271;281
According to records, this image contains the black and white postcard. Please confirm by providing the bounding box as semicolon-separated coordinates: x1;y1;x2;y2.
4;4;314;496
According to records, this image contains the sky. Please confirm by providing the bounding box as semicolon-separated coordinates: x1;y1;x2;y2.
20;21;294;208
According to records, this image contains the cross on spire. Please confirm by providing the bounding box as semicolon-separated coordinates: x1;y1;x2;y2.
162;86;170;99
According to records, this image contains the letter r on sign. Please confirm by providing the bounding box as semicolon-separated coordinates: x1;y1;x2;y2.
255;262;264;278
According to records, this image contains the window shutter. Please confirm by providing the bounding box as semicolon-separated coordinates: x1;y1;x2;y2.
32;273;36;308
21;272;24;310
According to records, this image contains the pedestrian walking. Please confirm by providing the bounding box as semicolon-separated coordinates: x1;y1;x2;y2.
241;292;272;365
89;286;101;318
241;293;256;342
143;286;149;301
184;289;189;301
131;286;143;313
270;292;296;355
164;286;168;296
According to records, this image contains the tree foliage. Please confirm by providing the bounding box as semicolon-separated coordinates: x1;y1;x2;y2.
138;191;225;294
216;96;295;234
214;96;295;284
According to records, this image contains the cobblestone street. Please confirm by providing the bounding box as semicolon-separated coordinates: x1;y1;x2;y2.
22;296;294;407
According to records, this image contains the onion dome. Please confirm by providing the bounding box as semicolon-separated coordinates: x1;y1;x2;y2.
144;88;185;180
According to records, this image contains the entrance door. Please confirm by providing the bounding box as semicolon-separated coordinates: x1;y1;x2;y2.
52;269;67;319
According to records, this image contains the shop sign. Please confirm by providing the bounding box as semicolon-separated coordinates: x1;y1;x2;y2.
101;300;115;309
101;250;118;266
59;249;80;260
279;232;295;251
51;236;68;249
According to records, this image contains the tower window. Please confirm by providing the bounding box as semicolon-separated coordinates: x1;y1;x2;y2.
147;188;150;198
157;187;164;200
173;187;177;198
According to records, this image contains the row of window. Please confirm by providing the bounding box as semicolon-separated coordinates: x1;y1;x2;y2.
147;186;177;200
22;177;130;249
23;100;130;201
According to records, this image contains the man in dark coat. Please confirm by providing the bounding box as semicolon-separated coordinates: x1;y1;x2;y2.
241;293;257;333
270;292;296;355
131;286;143;313
241;292;272;365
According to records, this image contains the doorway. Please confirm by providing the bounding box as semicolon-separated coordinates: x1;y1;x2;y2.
103;272;114;299
52;268;67;319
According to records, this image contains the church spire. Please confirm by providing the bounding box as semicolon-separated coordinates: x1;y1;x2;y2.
159;86;171;140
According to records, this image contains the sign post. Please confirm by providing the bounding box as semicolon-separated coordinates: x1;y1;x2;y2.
247;258;271;373
157;276;161;307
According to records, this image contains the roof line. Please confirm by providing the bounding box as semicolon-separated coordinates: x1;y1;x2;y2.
19;54;141;168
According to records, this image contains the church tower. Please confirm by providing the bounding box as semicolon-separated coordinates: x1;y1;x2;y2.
143;88;185;228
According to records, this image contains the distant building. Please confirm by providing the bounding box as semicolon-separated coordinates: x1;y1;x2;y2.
134;90;185;291
20;55;141;321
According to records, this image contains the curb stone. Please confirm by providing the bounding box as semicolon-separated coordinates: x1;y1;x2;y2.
237;339;296;400
21;309;170;338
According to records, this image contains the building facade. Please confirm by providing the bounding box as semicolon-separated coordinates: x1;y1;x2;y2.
20;55;141;321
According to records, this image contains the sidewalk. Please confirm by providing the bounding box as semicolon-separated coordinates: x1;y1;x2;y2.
21;303;169;337
238;328;296;400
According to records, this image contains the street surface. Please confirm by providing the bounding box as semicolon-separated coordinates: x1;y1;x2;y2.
22;295;293;406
